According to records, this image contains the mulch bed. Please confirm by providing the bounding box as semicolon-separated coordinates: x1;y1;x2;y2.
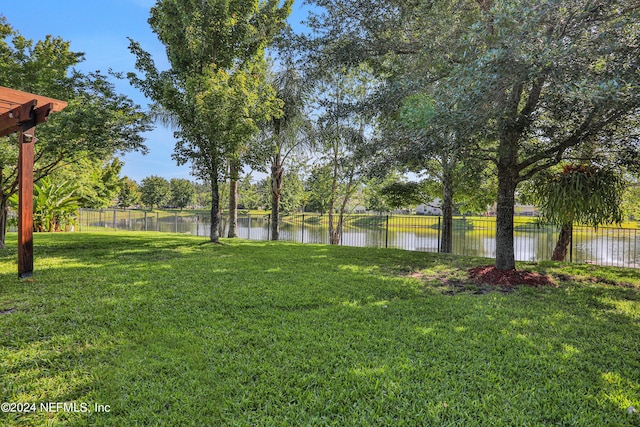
469;265;556;288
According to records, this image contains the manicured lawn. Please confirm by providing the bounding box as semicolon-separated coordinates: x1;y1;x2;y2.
1;232;639;426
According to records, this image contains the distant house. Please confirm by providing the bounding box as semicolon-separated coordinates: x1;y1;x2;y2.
416;199;442;216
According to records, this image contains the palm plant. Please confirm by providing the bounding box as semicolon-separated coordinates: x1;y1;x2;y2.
531;164;625;261
9;177;79;232
255;65;313;240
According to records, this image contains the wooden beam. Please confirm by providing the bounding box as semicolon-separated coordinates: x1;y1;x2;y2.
0;101;54;138
0;100;37;137
33;102;54;124
0;86;67;278
0;86;67;113
17;125;35;278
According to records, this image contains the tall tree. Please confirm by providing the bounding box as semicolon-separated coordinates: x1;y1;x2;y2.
384;91;494;252
302;0;640;270
0;17;150;248
170;178;195;210
253;64;312;239
117;177;140;209
314;68;371;245
140;175;170;210
128;0;291;243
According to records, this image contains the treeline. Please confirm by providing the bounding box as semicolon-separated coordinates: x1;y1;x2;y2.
115;169;430;216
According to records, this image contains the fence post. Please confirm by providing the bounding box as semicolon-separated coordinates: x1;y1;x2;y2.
144;211;148;231
248;214;251;240
113;209;117;231
175;213;178;233
267;214;271;241
437;216;442;253
302;214;305;244
156;212;159;232
385;215;389;248
196;215;199;237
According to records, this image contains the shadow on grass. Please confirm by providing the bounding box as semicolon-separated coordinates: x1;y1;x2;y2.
0;232;638;425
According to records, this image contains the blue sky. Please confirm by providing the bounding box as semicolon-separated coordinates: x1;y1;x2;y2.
1;0;310;183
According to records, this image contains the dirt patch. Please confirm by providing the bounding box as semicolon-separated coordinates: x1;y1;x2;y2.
469;265;556;288
0;308;16;315
404;269;507;295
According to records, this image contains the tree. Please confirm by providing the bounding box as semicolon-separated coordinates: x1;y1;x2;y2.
382;91;494;252
301;0;640;270
0;17;150;247
252;64;313;239
238;174;262;210
622;179;640;221
304;164;333;214
117;177;140;209
128;0;292;243
379;181;428;211
529;164;625;261
259;167;307;214
140;175;170;210
170;178;195;210
55;157;124;208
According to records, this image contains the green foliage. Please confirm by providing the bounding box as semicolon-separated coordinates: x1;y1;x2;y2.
117;177;140;209
399;93;435;129
305;164;334;213
1;234;639;425
128;0;291;240
380;181;428;210
238;175;262;210
532;165;625;228
267;169;306;213
303;0;640;269
8;177;79;232
169;178;195;209
140;175;171;210
55;158;124;209
0;16;150;244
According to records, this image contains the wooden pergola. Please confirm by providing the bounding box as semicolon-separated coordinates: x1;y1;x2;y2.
0;86;67;278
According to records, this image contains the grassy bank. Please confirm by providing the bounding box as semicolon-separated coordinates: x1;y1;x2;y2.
1;232;639;426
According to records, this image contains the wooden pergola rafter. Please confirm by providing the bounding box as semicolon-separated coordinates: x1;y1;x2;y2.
0;86;67;278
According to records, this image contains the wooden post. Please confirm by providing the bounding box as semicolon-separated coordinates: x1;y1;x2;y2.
18;125;35;278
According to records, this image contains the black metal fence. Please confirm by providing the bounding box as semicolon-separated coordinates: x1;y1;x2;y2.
76;209;640;269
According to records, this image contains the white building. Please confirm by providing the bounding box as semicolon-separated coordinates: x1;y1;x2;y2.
416;199;442;215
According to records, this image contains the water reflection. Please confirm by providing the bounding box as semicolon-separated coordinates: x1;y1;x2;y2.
81;211;639;268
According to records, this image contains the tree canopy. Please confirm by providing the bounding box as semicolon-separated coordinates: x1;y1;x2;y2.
128;0;292;242
300;0;640;269
0;16;150;246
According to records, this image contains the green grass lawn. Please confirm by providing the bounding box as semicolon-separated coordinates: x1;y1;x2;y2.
1;232;639;426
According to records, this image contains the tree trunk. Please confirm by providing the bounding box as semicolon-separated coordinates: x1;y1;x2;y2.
328;140;341;245
0;198;7;250
270;156;283;241
227;161;239;238
440;174;454;253
552;223;572;261
495;166;518;270
209;176;221;243
329;210;340;244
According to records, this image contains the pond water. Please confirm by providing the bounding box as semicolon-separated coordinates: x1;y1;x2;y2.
81;210;640;268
